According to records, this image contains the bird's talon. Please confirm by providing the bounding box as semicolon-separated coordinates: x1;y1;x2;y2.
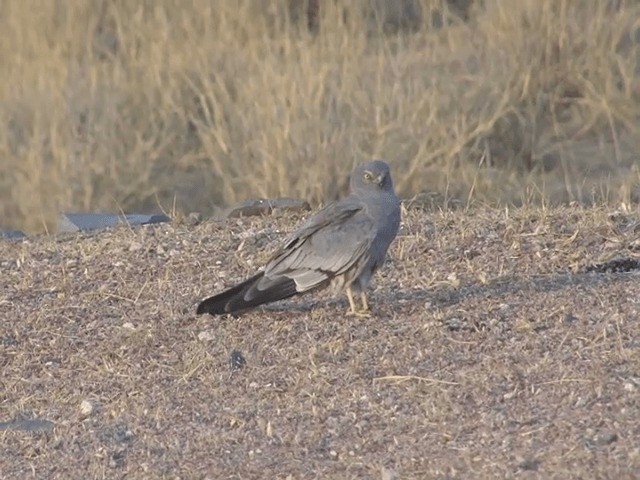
347;309;371;318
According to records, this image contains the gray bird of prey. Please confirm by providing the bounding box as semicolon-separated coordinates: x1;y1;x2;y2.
196;159;401;316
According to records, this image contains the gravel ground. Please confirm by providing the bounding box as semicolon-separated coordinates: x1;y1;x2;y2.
1;205;639;479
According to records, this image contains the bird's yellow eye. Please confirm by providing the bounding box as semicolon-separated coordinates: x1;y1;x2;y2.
363;171;373;181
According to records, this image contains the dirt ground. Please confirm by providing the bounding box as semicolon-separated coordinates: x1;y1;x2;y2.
1;205;639;479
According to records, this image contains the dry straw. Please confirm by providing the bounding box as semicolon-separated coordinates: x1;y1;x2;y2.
1;0;639;233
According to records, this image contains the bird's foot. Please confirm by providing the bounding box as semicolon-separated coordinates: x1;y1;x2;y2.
346;308;371;318
345;288;371;318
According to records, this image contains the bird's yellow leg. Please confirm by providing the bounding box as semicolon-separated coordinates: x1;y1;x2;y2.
345;287;370;318
360;291;369;312
346;286;358;315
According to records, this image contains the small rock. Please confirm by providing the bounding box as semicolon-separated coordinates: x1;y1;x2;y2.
224;199;269;218
445;317;464;331
113;423;135;443
186;212;203;226
381;466;399;480
224;198;310;219
517;457;540;471
230;350;246;370
271;198;311;215
423;221;436;237
109;449;126;468
574;397;587;408
503;390;517;400
591;432;618;446
2;335;17;346
121;322;135;330
80;399;95;417
586;257;640;274
198;330;216;342
128;242;143;252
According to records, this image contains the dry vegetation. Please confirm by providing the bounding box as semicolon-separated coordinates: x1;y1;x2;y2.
1;0;640;234
1;204;640;478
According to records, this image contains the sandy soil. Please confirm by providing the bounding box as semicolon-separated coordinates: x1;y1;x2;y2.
1;205;639;479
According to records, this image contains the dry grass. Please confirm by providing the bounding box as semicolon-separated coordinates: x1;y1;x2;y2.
1;0;640;234
1;204;640;478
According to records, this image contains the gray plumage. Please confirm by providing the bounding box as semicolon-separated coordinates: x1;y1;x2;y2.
196;160;401;316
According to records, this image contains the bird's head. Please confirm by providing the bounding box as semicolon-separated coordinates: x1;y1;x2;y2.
350;160;394;193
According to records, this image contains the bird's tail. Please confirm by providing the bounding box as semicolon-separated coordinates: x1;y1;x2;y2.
196;272;299;316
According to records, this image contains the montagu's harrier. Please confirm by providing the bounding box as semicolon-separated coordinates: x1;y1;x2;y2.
196;160;401;316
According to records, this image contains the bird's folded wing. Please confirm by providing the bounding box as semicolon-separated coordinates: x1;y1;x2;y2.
261;201;377;292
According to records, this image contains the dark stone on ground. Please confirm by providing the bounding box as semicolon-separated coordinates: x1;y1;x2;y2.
230;350;246;370
57;213;171;234
0;229;26;240
585;257;640;274
222;198;311;219
0;418;54;432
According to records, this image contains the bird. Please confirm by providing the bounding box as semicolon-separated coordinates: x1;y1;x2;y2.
196;159;401;317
